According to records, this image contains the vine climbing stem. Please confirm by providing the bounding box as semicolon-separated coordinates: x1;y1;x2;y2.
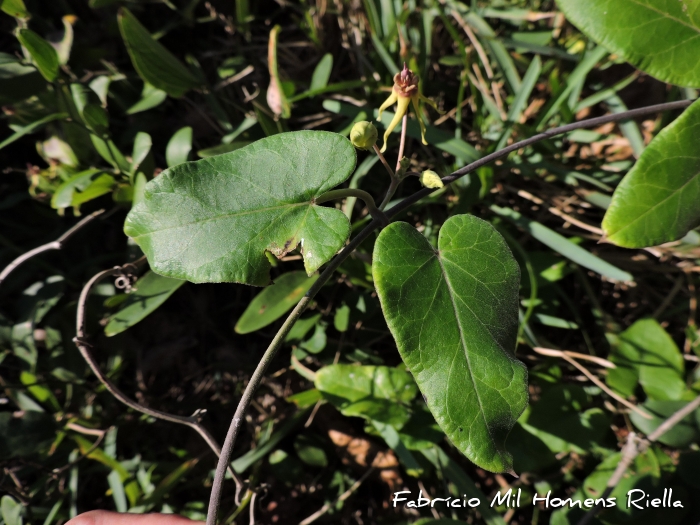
72;260;247;504
199;98;694;525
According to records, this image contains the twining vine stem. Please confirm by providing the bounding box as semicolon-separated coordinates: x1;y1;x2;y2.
73;261;246;502
205;98;694;525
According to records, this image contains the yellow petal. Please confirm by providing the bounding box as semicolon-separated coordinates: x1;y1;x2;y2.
380;96;410;153
377;91;398;121
411;96;428;146
418;92;445;115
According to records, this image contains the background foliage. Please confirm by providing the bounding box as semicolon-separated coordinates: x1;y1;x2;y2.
1;1;699;524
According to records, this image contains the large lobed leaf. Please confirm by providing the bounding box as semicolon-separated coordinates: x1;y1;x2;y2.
373;215;528;473
124;131;355;285
602;98;700;247
556;0;700;88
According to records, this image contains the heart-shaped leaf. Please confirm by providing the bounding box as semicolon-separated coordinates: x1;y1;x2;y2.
602;99;700;247
556;0;700;87
124;131;355;285
373;215;528;473
117;8;200;98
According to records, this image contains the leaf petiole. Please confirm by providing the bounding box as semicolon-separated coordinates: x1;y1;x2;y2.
315;188;388;225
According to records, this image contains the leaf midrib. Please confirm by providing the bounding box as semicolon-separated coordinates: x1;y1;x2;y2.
435;254;496;451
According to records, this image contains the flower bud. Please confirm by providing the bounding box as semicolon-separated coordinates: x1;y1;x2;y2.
396;156;411;177
419;170;443;189
350;121;378;150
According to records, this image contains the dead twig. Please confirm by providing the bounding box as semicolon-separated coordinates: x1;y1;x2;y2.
298;467;375;525
532;347;650;419
685;272;697;353
214;65;255;91
0;209;105;287
52;425;109;475
533;346;615;368
450;9;494;79
576;395;700;525
514;188;603;235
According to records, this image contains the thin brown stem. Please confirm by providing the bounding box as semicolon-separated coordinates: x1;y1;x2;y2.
576;394;700;525
389;100;694;219
205;222;379;525
451;9;494;79
52;426;109;475
559;353;650;419
74;262;245;502
379;178;400;212
532;347;615;368
377;114;408;212
647;395;700;441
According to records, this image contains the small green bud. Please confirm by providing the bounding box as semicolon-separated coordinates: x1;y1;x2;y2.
350;121;378;150
419;170;444;189
396;156;411;178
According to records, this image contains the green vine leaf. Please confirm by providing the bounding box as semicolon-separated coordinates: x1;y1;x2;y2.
124;131;355;285
602;99;700;247
373;215;528;473
556;0;700;88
